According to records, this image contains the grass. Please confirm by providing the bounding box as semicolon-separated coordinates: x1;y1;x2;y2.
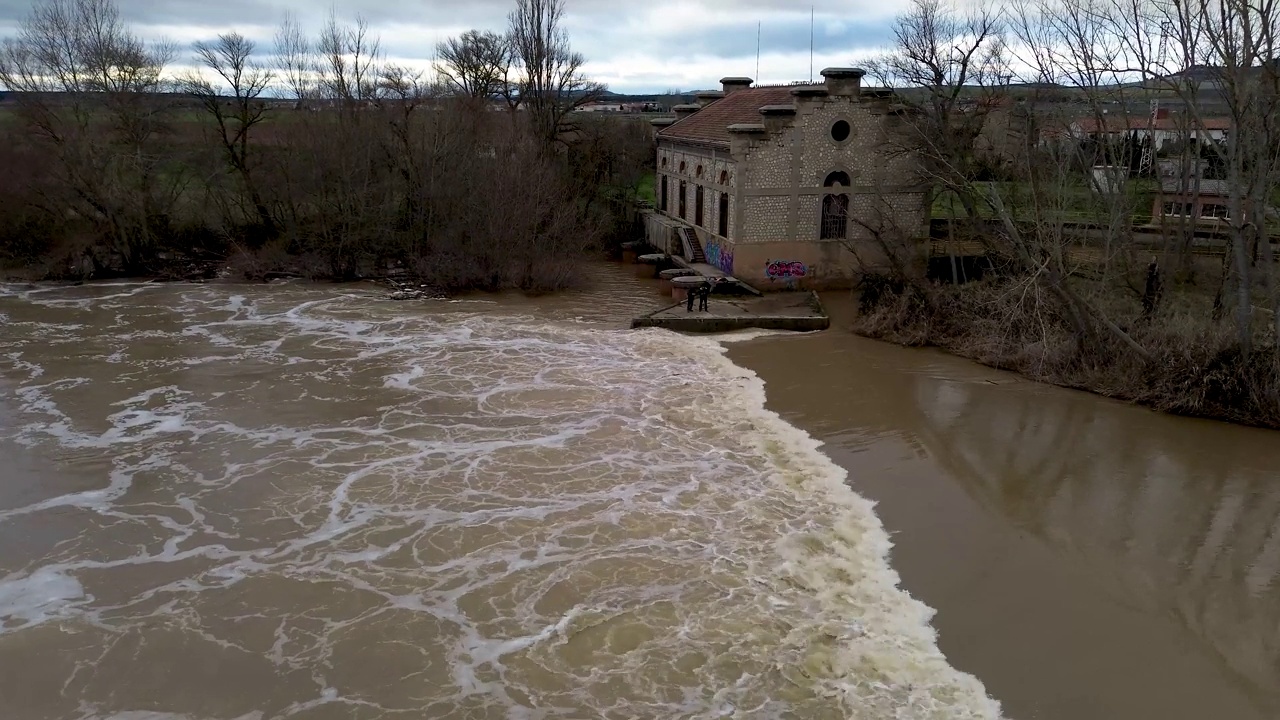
636;173;656;205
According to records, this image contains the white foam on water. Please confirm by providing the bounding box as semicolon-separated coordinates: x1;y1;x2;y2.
0;284;1003;719
708;328;807;344
675;332;1002;717
0;566;86;629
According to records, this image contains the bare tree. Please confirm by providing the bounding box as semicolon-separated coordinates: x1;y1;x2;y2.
274;12;315;105
867;0;1009;219
507;0;605;148
316;13;382;106
182;32;276;236
436;30;511;100
0;0;178;271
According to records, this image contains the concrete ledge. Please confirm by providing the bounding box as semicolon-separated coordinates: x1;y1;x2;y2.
791;85;829;97
631;314;829;333
630;291;829;333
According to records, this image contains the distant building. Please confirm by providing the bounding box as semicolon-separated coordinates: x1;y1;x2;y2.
1152;159;1246;225
646;69;926;287
1069;110;1230;150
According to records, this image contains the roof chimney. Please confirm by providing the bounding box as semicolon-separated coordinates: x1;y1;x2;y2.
672;103;700;120
721;76;753;95
695;90;725;107
821;67;866;97
759;104;797;133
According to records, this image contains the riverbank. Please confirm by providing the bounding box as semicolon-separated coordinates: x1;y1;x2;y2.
727;294;1280;720
854;280;1280;431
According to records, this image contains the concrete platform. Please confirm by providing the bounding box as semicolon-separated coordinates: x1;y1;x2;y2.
669;257;763;296
631;291;829;333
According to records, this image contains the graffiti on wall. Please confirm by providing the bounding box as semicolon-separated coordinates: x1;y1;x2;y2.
705;239;735;275
764;260;807;280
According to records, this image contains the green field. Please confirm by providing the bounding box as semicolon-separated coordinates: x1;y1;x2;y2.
636;173;656;205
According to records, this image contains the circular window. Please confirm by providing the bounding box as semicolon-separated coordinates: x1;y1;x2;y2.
831;120;851;142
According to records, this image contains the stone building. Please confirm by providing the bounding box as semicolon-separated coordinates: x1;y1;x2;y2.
647;68;926;287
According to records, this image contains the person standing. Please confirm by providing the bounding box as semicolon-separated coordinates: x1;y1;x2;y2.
697;281;711;312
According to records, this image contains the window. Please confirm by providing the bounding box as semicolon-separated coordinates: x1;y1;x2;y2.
1201;203;1229;219
1163;201;1195;217
679;180;687;219
719;170;729;185
831;120;851;142
695;185;705;226
718;193;729;237
660;175;668;212
821;170;850;239
696;165;704;178
820;194;849;239
679;160;686;173
661;156;668;168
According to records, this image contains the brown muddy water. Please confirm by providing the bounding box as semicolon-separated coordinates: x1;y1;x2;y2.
0;264;1275;720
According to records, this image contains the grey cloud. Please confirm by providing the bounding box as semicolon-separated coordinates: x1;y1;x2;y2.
0;0;900;93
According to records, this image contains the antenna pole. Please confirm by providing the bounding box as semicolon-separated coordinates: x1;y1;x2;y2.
756;22;761;82
810;6;814;83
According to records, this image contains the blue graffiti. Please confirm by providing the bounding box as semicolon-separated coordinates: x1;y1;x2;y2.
705;240;734;275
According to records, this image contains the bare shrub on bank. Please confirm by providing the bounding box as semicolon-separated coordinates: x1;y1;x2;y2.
0;0;180;274
0;0;638;292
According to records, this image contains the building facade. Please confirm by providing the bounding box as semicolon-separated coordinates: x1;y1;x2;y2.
649;68;926;287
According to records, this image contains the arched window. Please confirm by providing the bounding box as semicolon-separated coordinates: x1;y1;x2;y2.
820;171;849;240
696;165;704;178
719;170;729;185
661;156;668;168
679;160;687;173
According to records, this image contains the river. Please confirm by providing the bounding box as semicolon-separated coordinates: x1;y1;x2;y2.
0;265;1275;720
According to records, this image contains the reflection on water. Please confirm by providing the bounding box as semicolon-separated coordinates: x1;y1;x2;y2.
910;373;1280;693
730;325;1280;720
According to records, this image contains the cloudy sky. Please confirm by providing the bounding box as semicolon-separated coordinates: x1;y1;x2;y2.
0;0;904;94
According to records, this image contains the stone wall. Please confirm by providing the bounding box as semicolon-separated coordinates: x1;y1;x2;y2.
642;211;684;256
695;236;905;288
652;84;928;287
655;143;737;240
732;91;927;251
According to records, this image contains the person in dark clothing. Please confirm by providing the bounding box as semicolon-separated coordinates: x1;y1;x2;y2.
685;285;696;312
697;281;711;311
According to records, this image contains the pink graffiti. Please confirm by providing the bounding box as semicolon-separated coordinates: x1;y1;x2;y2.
765;260;807;279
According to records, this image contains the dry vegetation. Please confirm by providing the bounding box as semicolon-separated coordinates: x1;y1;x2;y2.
0;0;653;292
851;0;1280;427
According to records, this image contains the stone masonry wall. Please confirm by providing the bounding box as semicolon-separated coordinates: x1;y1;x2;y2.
735;92;927;250
655;143;736;240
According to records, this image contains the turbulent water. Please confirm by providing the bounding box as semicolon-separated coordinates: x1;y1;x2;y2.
0;273;999;720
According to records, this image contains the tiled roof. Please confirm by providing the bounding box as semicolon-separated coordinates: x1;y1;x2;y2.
657;86;798;145
1072;115;1231;133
